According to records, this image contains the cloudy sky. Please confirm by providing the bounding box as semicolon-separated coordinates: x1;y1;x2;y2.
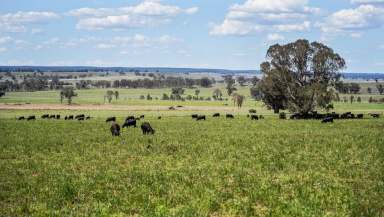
0;0;383;72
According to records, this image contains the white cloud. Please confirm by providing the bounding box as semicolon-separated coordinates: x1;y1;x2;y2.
351;0;384;4
95;43;116;49
319;5;384;34
210;0;317;36
0;11;59;33
267;33;285;41
69;0;198;30
0;47;7;52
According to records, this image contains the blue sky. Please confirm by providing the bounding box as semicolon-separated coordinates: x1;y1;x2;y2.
0;0;383;72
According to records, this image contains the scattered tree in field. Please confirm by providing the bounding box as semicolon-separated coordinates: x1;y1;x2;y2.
357;96;362;103
350;95;355;104
367;87;372;94
195;89;200;99
147;94;152;100
258;39;345;114
162;93;170;100
200;77;213;88
377;84;384;95
114;91;119;100
236;76;246;86
105;90;114;103
223;75;236;96
232;93;245;108
60;87;77;105
212;88;223;100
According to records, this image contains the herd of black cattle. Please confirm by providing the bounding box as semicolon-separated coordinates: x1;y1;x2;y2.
15;109;381;136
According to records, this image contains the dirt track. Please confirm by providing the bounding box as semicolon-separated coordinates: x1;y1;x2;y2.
0;103;243;112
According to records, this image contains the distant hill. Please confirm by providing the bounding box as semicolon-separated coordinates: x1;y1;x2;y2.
0;66;383;80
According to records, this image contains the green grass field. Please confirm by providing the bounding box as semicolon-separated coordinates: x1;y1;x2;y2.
1;86;384;216
0;110;384;216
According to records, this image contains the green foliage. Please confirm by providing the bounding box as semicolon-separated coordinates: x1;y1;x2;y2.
60;87;77;104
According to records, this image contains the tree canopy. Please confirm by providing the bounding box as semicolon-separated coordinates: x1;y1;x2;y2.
258;39;345;114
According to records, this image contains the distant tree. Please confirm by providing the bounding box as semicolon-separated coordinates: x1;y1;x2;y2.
140;95;145;100
377;84;384;95
350;95;354;104
200;77;213;88
349;83;361;94
146;94;152;100
367;87;372;94
232;93;245;108
223;75;236;96
106;90;114;103
258;39;345;114
162;93;169;100
114;91;119;100
212;88;222;100
357;96;362;103
236;76;246;86
60;87;77;105
195;89;200;99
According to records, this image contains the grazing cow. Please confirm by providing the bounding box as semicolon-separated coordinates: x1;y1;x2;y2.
226;114;234;119
370;113;380;118
192;114;198;119
357;114;364;119
249;109;257;114
75;114;85;119
126;116;135;121
321;117;334;123
251;115;259;120
68;115;74;120
122;119;137;128
140;115;145;119
259;115;264;119
41;114;49;119
196;115;206;121
27;115;36;121
110;122;121;136
86;116;91;120
158;116;162;120
64;116;68;120
141;122;155;135
49;115;56;119
18;116;25;120
56;115;60;119
213;113;220;117
77;117;85;121
106;117;116;122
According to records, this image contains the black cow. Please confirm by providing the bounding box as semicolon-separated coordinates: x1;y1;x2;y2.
27;115;36;121
56;115;60;119
192;114;198;119
41;114;49;119
122;119;137;128
357;114;364;119
77;117;85;121
370;113;380;118
213;113;220;117
321;117;334;123
196;115;206;121
75;114;85;119
226;114;234;119
86;116;91;120
68;115;74;120
141;122;155;135
49;115;56;119
18;116;25;120
251;115;259;120
110;122;121;136
106;117;116;122
169;106;175;110
158;116;162;120
140;115;145;119
126;116;135;121
249;109;257;114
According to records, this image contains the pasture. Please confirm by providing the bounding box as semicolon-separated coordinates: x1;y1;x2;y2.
0;110;383;216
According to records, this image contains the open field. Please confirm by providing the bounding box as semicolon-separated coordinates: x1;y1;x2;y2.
1;110;384;216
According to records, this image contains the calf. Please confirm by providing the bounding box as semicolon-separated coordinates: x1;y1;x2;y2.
226;114;234;119
321;117;334;123
141;122;155;135
110;122;120;136
18;116;25;120
251;115;259;120
106;117;116;122
27;115;36;121
122;119;137;128
196;115;206;121
213;113;220;117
